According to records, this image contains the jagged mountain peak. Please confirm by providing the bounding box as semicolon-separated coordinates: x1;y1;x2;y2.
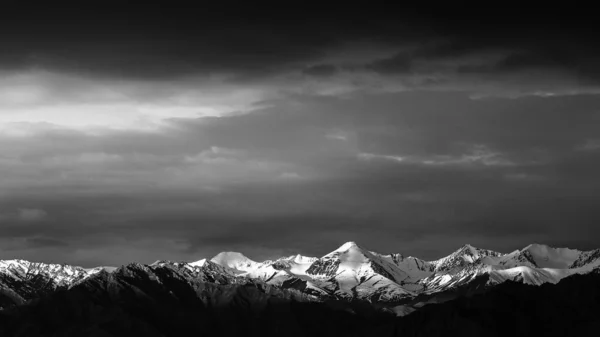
289;254;317;264
0;259;30;266
188;258;207;267
335;241;361;252
321;242;384;265
0;258;91;276
522;243;582;256
150;259;168;266
457;243;490;254
275;254;317;265
428;244;497;262
304;242;416;300
519;243;582;269
431;244;503;273
114;262;151;274
0;259;71;270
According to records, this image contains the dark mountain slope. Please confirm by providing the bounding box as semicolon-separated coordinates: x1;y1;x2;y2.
393;269;600;337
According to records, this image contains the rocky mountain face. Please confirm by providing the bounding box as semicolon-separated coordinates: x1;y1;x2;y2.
0;260;109;309
393;270;600;337
430;244;503;273
571;248;600;268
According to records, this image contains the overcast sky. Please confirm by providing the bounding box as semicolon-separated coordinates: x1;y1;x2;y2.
0;2;599;267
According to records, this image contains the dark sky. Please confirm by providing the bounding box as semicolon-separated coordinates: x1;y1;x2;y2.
1;1;599;267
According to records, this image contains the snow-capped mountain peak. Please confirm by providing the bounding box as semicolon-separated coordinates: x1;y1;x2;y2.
333;241;361;253
521;243;581;268
431;244;503;273
211;252;258;272
302;241;416;301
497;244;582;269
189;258;207;267
311;241;377;275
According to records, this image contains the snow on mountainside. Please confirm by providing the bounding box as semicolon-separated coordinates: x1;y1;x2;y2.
570;248;600;269
498;244;582;269
488;265;576;286
418;263;492;294
0;259;116;308
185;259;239;276
210;252;259;273
84;266;118;273
495;248;538;268
269;254;318;275
209;252;316;282
430;244;503;273
385;254;435;280
188;258;207;267
0;260;102;287
204;252;324;295
524;244;581;268
420;243;599;291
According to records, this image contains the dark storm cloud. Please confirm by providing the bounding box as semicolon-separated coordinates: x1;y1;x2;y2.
1;1;598;85
302;64;339;78
0;2;410;80
23;237;69;249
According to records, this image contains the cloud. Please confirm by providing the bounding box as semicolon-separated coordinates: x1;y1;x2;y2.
357;152;404;163
0;88;600;265
0;70;279;131
0;7;600;265
279;172;302;180
2;9;599;105
17;208;47;221
577;139;600;151
302;64;339;77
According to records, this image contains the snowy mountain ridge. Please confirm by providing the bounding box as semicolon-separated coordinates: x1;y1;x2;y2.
2;241;600;309
199;241;600;302
0;259;104;287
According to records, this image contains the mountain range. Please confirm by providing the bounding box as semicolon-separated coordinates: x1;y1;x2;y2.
2;241;600;336
2;241;600;312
